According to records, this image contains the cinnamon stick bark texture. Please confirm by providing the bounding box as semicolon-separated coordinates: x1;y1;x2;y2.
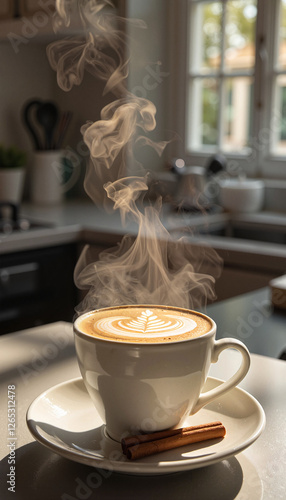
121;421;226;460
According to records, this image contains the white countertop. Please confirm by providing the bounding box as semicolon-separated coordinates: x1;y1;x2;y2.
0;322;285;499
0;200;129;254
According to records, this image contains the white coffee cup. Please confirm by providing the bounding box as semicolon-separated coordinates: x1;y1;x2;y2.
74;305;250;442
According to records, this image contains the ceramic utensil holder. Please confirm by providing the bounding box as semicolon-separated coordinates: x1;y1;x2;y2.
30;151;63;205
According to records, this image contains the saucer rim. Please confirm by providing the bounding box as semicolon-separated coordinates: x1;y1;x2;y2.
26;376;266;475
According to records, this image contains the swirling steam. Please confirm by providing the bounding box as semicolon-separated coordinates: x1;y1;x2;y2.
47;0;222;314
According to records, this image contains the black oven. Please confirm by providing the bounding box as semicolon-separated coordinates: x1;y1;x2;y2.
0;244;78;335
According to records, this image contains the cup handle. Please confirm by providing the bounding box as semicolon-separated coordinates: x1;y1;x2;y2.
191;338;251;414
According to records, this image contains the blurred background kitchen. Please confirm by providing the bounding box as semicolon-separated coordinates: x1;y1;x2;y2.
0;0;286;360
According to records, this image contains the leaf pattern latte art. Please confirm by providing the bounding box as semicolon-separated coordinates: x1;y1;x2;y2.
124;309;173;333
94;309;198;339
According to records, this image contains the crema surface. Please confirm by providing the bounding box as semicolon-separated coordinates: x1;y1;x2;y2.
77;306;212;343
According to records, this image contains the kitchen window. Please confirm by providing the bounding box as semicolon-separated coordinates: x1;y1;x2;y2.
180;0;286;178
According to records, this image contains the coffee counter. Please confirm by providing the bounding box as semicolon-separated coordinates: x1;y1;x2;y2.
207;287;286;360
0;321;285;499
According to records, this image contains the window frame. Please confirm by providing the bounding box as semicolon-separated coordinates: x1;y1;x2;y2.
170;0;286;180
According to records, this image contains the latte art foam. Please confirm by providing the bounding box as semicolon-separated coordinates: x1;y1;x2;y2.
77;306;212;343
96;309;197;339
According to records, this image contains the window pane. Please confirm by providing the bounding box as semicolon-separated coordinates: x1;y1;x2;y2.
187;78;219;148
187;0;258;155
224;0;257;72
222;77;253;151
189;2;222;73
278;0;286;69
271;75;286;154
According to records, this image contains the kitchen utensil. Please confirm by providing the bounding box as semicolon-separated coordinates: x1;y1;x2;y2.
22;99;43;150
0;202;35;232
219;178;265;212
206;153;227;177
169;158;187;175
175;166;207;209
55;111;72;149
36;102;59;150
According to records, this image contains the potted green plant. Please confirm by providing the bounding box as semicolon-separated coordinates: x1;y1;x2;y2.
0;144;27;203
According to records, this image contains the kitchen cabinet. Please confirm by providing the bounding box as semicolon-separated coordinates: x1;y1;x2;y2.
0;243;78;334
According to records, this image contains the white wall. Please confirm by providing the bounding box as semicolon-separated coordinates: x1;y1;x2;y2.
0;42;55;150
0;39;108;144
0;1;174;199
126;0;172;173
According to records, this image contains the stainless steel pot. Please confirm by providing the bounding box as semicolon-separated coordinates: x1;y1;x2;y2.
175;166;207;209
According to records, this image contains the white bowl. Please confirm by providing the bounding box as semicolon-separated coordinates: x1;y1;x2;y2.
219;178;265;213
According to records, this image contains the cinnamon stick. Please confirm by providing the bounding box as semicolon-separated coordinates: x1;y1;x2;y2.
121;421;226;460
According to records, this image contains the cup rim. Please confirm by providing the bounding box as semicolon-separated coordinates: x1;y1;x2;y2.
73;304;216;345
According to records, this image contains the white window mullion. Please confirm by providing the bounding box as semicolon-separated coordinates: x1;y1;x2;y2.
270;0;283;156
218;77;225;149
217;0;227;149
187;77;202;149
271;76;280;155
260;0;284;175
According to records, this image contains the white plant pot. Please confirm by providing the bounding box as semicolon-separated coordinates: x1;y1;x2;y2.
0;167;26;204
30;151;64;205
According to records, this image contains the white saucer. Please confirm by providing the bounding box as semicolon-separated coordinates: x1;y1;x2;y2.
26;377;265;475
